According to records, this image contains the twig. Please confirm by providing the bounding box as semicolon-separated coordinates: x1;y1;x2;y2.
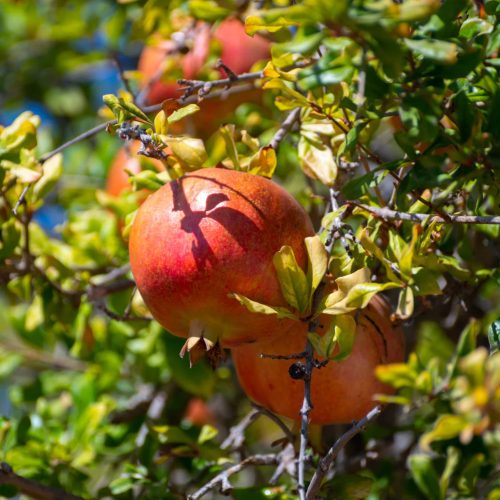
269;107;301;150
38;83;259;164
187;454;279;500
297;338;314;500
0;462;83;500
111;51;136;98
305;405;383;499
12;186;30;215
221;408;261;450
221;404;294;451
348;202;500;225
135;390;169;447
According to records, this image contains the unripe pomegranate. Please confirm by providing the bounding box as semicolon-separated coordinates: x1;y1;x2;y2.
129;167;315;364
232;295;405;424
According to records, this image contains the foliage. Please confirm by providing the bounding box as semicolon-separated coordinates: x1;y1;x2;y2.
0;0;499;498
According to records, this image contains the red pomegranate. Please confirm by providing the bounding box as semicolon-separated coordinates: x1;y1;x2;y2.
138;18;270;135
129;167;314;364
232;295;405;424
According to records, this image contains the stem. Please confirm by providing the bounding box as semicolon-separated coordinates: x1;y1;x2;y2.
305;405;383;499
349;202;500;225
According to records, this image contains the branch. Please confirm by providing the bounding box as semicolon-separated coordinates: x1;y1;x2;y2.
221;408;261;450
38;83;257;164
349;202;500;225
269;107;301;150
305;405;383;500
187;454;279;500
0;462;83;500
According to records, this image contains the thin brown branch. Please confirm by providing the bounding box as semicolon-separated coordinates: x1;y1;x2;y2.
269;107;301;150
305;405;383;499
187;454;279;500
252;403;295;444
349;202;500;225
38;83;257;164
0;462;83;500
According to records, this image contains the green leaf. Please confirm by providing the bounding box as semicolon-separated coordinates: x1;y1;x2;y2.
32;153;63;201
305;235;328;307
408;455;442;500
420;415;468;451
272;245;310;314
229;293;298;320
405;39;459;65
197;425;218;444
245;15;298;36
458;454;485;495
308;315;356;360
189;0;231;21
388;0;441;21
440;447;460;498
103;94;151;124
459;18;493;39
129;170;165;191
167;104;200;124
375;363;417;388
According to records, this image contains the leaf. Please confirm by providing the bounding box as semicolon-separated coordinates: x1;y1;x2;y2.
395;287;414;320
248;146;277;178
154;110;169;135
219;124;240;169
420;415;468;451
167;137;207;168
408;455;442;500
459;18;493;39
305;235;328;308
8;165;41;183
168;104;200;124
298;136;338;186
343;281;402;310
405;39;459;65
129;170;165;191
388;0;441;21
103;94;151;124
263;78;309;107
188;0;230;21
32;153;63;200
229;293;297;320
245;15;298;36
197;425;218;444
273;245;310;314
329;314;356;361
440;447;460;498
375;363;417;388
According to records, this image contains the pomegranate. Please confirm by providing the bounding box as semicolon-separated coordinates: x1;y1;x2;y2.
232;295;405;424
138;18;270;136
129;167;315;365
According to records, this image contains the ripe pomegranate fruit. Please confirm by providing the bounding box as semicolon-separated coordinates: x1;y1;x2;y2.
106;141;165;197
232;295;405;424
129;167;315;365
138;18;270;135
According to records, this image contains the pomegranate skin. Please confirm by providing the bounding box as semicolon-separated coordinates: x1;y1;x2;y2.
129;167;315;348
232;296;405;424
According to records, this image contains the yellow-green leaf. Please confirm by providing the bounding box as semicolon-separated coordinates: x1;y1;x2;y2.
167;137;207;168
229;293;298;320
420;415;469;451
168;104;200;124
305;235;328;306
396;287;414;320
154;110;169;135
33;153;63;200
273;245;310;314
